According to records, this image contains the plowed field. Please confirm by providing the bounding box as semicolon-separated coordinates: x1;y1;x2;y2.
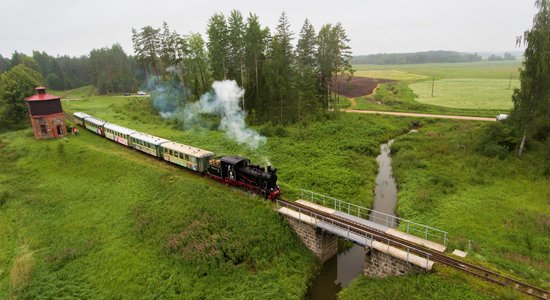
333;77;393;98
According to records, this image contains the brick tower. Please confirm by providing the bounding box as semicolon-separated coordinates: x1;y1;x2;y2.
25;87;67;139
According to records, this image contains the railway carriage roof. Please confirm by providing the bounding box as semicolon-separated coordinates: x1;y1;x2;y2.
162;142;214;158
84;116;106;126
104;123;135;135
73;112;90;119
129;132;170;145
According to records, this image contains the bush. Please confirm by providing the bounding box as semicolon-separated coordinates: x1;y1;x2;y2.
476;123;517;158
0;191;8;206
273;125;288;137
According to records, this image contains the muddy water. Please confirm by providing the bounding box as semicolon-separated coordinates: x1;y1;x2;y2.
307;140;399;299
307;244;366;300
370;140;398;228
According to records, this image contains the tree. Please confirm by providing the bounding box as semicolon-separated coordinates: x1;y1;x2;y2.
0;55;11;73
244;13;269;115
132;26;161;77
207;13;230;80
181;33;211;100
228;10;246;88
295;19;320;123
317;23;354;111
264;12;295;124
512;0;550;156
89;44;135;94
159;22;179;71
0;65;43;130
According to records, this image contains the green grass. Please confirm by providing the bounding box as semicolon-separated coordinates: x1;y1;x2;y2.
340;120;550;298
349;61;522;116
353;70;429;81
354;61;522;81
339;269;499;300
62;95;411;205
353;82;507;117
0;128;318;299
1;93;413;298
391;121;550;289
410;78;518;109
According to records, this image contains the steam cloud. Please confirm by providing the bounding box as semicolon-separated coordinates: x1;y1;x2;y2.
149;77;266;149
185;80;266;149
147;76;188;118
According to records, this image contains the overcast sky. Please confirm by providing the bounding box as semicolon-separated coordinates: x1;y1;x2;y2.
0;0;539;57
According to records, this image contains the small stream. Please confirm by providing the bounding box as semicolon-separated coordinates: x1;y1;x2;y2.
307;140;398;299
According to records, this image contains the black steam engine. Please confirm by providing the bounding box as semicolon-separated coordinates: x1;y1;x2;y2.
206;156;280;199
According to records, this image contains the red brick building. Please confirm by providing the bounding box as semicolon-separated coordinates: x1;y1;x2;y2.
25;87;67;139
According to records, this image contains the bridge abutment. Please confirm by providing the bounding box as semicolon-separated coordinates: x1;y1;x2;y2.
285;216;338;263
364;247;425;278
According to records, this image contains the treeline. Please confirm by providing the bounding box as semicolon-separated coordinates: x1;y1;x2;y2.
488;52;516;61
351;50;482;65
132;11;353;125
0;45;141;93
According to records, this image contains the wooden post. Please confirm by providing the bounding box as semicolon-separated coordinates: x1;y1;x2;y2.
508;72;513;89
431;76;435;97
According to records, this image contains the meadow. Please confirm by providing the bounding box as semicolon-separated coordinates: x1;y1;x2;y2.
340;119;550;298
0;128;321;299
350;60;522;114
2;90;548;299
354;60;522;80
0;93;412;299
410;78;518;109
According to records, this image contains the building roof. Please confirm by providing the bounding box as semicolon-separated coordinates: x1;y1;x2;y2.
104;123;136;136
162;142;215;158
25;87;61;101
221;156;249;165
129;132;170;146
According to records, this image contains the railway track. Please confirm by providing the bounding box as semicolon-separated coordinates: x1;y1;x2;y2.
276;197;549;299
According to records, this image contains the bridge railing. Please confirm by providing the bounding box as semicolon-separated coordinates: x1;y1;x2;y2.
276;199;433;269
299;188;448;247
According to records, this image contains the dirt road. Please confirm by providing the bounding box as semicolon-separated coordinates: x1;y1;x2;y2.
342;109;496;122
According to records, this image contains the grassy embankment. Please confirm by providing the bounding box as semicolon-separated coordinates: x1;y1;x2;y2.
61;94;410;203
0;92;411;298
340;119;550;299
350;61;521;116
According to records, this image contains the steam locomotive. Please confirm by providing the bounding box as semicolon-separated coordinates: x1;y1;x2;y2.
72;112;280;199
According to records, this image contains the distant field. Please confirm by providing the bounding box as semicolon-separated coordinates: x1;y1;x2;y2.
353;69;428;81
354;60;522;80
409;78;518;109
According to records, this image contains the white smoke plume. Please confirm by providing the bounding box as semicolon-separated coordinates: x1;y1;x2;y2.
185;80;266;149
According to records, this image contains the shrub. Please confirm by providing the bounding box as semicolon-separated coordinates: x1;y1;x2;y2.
476;123;517;158
273;125;288;137
0;191;8;206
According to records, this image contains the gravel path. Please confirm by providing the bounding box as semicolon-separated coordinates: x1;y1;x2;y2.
342;109;496;122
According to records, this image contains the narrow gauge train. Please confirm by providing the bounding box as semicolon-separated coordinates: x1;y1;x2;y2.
72;112;281;199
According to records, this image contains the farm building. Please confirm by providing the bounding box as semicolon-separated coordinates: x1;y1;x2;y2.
25;86;67;139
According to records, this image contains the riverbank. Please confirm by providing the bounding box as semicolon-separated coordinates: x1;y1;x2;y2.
339;119;550;298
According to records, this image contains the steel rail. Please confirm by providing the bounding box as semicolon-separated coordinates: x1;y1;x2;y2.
276;198;549;299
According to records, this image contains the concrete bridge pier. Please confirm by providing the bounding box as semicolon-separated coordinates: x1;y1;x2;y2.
364;247;425;278
285;216;338;263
